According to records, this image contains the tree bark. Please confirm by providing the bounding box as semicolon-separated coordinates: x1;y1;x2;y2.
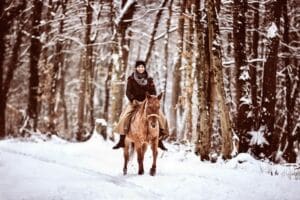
207;0;233;159
233;0;251;152
48;0;67;135
260;0;282;159
162;0;174;113
169;0;186;141
281;0;297;162
250;1;259;130
77;0;94;140
183;0;195;142
110;0;137;137
144;0;169;65
195;0;211;160
0;0;26;138
27;0;43;132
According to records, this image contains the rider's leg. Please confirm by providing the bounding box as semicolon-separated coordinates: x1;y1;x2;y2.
158;110;169;151
112;118;131;149
112;104;134;150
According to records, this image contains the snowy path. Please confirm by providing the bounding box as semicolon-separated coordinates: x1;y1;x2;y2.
0;135;300;200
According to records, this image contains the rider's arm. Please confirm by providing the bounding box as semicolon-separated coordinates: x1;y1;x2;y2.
148;78;156;95
126;77;135;102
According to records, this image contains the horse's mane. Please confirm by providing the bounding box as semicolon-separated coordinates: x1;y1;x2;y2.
131;99;147;121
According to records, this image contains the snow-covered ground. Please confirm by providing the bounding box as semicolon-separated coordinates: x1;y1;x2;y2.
0;134;299;200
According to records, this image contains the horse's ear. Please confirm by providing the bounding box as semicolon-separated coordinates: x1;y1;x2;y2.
157;92;163;100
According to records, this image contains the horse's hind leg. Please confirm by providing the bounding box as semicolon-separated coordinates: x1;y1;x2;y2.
137;146;144;175
150;139;158;176
123;141;129;175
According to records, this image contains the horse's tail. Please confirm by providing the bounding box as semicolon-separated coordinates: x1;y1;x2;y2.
129;142;135;160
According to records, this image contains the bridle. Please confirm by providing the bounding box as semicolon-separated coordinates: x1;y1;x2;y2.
144;100;160;130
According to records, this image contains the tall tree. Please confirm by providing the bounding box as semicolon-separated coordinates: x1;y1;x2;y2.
260;0;282;159
233;0;251;152
169;0;186;141
195;0;211;160
207;0;233;159
0;0;26;138
279;0;298;162
162;0;174;112
77;0;95;140
110;0;137;138
144;0;169;65
47;0;67;135
183;0;195;142
250;1;259;131
27;0;43;132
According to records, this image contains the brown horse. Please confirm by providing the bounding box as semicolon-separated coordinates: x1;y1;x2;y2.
123;93;163;176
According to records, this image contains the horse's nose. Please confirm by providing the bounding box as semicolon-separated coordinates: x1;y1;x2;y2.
151;122;156;128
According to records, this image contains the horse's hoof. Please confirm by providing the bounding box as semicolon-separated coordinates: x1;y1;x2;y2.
123;169;127;175
150;168;156;176
138;170;144;175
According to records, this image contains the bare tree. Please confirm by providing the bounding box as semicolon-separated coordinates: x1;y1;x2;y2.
26;0;44;132
207;0;233;159
195;0;211;160
47;0;68;136
77;0;95;140
110;0;137;138
182;0;195;142
233;0;251;152
0;1;26;138
169;0;186;141
144;0;169;65
259;0;282;159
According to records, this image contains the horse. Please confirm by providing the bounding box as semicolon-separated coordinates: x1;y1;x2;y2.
123;93;163;176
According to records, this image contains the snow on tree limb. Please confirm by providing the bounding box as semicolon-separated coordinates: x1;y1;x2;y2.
114;0;137;26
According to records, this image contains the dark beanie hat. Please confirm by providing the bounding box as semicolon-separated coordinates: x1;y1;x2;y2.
135;60;146;68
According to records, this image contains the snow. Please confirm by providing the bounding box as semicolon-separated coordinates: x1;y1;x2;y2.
267;22;278;39
248;126;270;147
115;0;137;26
1;134;300;200
239;70;250;80
240;96;252;106
95;118;107;126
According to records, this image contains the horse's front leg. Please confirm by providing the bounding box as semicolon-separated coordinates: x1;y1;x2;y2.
137;146;144;175
123;140;129;175
150;138;158;176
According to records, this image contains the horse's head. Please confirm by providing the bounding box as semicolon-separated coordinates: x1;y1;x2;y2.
145;93;163;129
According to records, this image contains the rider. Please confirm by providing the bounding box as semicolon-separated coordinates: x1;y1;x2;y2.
112;60;169;150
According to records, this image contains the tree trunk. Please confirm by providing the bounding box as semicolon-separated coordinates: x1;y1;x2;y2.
110;0;136;137
250;2;259;131
77;0;94;140
195;0;211;160
0;1;26;138
207;0;233;159
233;0;251;152
183;0;195;142
260;0;282;159
27;0;43;132
162;0;173;113
48;1;67;135
2;21;24;137
144;0;169;65
281;0;297;162
169;0;186;141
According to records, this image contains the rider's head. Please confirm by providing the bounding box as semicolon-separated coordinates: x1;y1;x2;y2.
135;60;146;74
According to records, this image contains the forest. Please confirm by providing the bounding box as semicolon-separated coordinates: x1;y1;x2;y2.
0;0;299;163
